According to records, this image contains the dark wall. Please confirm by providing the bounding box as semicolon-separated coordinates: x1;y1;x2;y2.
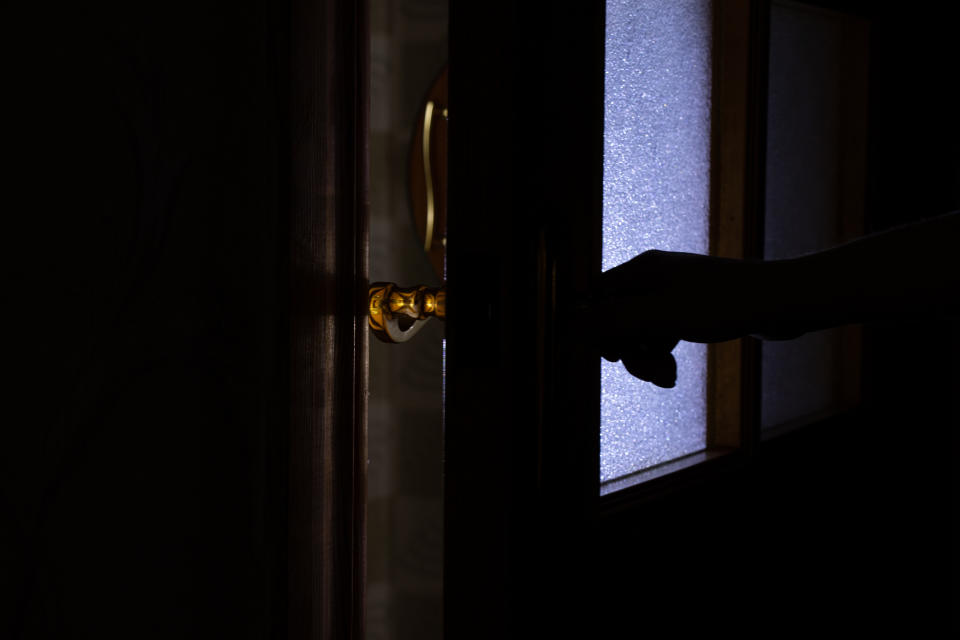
5;3;286;637
859;5;959;629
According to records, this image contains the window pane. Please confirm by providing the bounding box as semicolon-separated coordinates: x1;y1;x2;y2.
601;0;712;488
761;1;867;430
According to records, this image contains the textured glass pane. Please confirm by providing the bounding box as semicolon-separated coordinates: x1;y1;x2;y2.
601;0;711;485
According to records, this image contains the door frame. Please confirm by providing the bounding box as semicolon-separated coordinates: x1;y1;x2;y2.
285;0;369;638
446;3;604;636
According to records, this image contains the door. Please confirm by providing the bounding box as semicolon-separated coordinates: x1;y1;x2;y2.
445;3;603;636
444;1;957;636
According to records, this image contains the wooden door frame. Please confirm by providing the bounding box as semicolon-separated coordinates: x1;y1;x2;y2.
285;0;369;638
446;3;604;636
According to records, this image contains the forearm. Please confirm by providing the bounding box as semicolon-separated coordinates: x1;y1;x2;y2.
761;212;960;335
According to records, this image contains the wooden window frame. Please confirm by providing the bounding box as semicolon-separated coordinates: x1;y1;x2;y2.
600;0;869;508
599;0;769;509
445;0;874;634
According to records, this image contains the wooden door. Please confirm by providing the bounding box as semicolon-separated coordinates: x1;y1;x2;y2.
445;3;604;636
445;1;957;636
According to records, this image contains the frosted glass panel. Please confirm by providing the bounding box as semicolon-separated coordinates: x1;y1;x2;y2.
761;2;866;429
601;0;711;486
764;2;843;260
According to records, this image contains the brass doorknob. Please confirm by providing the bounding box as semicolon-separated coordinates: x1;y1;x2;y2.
368;282;446;343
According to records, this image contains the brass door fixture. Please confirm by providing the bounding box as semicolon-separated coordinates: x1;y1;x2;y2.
368;283;446;343
409;65;448;281
369;65;449;345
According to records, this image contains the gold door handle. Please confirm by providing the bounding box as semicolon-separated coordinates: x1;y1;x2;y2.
368;282;446;343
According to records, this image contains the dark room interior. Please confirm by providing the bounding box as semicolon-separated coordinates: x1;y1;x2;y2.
4;0;957;638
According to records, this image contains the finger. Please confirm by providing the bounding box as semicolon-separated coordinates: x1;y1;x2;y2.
589;295;678;346
599;335;678;360
599;334;679;371
601;349;621;363
596;251;665;299
620;349;678;389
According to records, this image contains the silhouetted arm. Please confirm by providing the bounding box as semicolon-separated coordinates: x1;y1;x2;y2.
594;211;959;387
766;211;959;334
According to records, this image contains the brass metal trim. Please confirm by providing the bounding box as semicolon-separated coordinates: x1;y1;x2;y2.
368;282;446;343
422;101;436;253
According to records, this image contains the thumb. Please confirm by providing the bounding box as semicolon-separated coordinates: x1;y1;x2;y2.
620;348;678;389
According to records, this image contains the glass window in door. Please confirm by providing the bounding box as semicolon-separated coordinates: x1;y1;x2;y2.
601;0;713;493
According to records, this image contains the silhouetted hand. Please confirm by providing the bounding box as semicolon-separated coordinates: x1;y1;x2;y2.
590;212;960;388
592;250;802;388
